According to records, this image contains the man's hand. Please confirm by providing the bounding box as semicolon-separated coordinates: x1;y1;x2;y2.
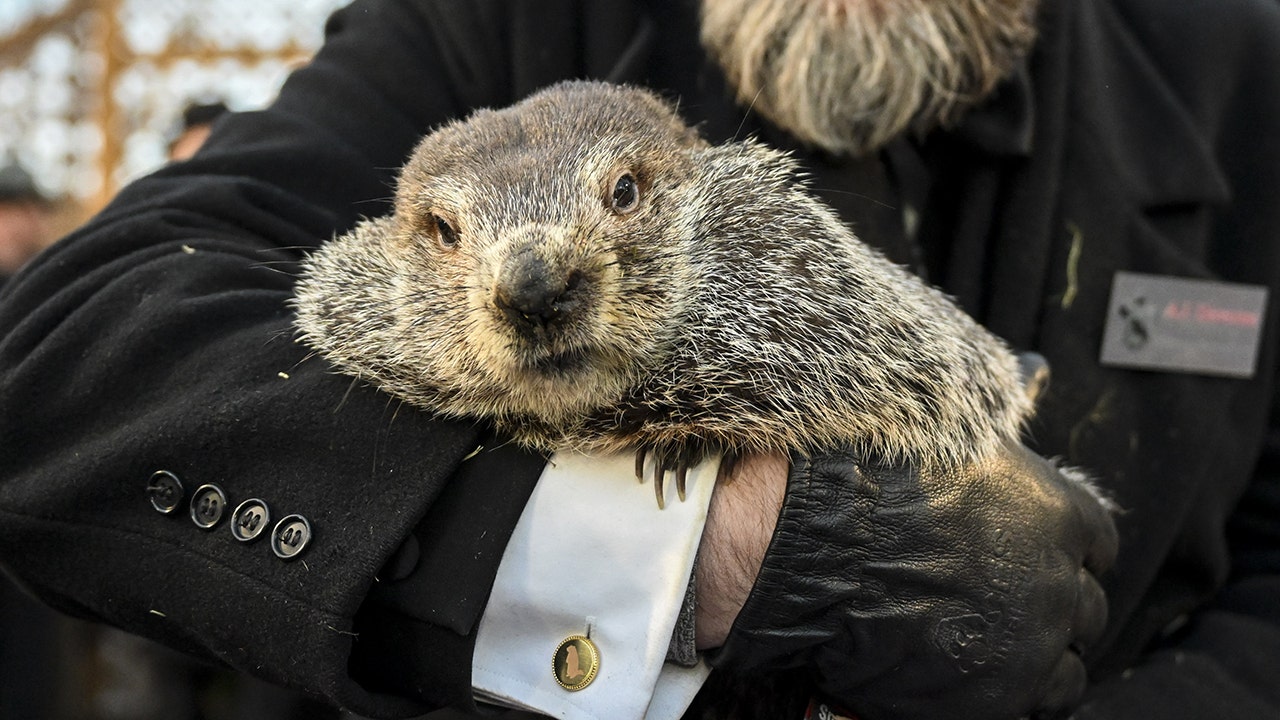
701;442;1118;720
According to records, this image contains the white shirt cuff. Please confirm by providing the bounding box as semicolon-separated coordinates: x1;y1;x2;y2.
472;450;717;719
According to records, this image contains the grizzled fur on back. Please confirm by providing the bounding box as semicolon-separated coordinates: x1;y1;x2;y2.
293;80;1033;471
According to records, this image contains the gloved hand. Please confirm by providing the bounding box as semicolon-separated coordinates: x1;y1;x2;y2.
712;441;1119;720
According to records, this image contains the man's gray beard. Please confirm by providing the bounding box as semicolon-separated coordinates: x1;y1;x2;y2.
700;0;1040;156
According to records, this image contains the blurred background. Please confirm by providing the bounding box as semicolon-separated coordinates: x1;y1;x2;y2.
1;1;357;717
1;0;347;210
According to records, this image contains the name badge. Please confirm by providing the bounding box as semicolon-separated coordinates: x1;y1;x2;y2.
1100;271;1269;379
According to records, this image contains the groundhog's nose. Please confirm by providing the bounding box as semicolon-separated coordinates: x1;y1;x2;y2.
493;246;582;336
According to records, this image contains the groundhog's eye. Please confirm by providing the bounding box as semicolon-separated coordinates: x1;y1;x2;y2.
433;214;460;248
610;173;640;214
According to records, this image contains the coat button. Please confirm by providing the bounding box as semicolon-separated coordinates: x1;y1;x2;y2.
271;515;312;560
553;635;600;691
147;471;184;514
229;499;270;542
189;484;228;529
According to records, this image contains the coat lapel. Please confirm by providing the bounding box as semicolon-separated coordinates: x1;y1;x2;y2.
982;0;1230;352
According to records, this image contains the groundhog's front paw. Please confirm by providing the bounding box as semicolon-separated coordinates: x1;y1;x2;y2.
633;445;694;510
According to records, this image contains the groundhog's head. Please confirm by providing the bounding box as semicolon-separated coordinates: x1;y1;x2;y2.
294;81;712;427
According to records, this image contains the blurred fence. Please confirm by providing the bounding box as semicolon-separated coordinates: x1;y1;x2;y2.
0;0;348;223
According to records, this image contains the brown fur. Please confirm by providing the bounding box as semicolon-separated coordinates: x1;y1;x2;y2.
293;81;1032;476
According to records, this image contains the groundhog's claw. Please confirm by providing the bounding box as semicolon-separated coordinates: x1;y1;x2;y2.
635;446;648;485
635;446;691;510
634;446;665;509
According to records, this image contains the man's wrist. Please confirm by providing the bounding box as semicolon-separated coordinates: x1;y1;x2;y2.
694;452;789;649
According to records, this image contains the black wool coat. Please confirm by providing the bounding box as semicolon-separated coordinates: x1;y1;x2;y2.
1;0;1278;718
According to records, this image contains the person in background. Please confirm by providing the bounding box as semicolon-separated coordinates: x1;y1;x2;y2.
0;163;55;283
168;102;230;162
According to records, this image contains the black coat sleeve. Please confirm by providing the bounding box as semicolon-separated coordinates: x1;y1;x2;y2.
0;0;630;715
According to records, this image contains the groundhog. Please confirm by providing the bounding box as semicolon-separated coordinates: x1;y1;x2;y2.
292;80;1035;506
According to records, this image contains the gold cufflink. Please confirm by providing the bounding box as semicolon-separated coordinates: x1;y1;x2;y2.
553;635;600;691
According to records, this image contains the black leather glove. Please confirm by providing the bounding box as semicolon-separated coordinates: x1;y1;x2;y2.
713;441;1118;720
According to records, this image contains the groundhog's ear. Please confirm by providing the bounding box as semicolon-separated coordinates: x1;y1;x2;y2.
677;124;711;150
624;86;708;150
694;140;802;190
